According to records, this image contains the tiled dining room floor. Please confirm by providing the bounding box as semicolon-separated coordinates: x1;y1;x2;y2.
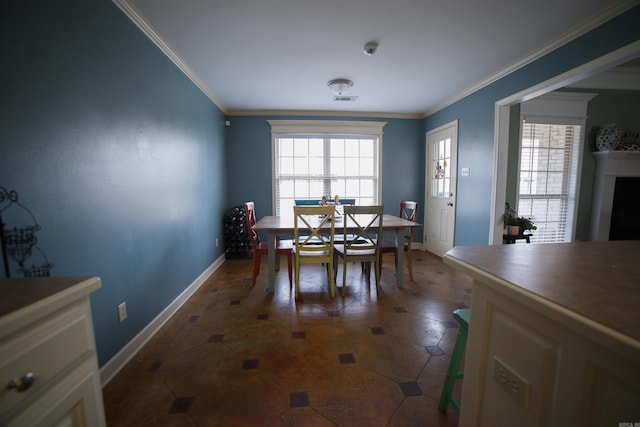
103;250;472;426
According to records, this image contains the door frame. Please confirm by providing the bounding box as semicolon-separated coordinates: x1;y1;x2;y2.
424;119;458;255
489;41;640;245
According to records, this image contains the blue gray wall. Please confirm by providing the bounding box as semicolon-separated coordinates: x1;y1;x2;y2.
1;1;226;366
425;5;640;246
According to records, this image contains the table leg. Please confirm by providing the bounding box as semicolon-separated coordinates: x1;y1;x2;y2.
267;231;276;293
395;228;404;288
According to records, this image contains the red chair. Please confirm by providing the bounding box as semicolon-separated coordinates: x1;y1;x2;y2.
245;202;292;287
379;200;418;281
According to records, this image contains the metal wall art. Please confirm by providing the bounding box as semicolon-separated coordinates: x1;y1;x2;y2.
0;187;53;278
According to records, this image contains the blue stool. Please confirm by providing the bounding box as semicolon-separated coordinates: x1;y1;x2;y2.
438;308;470;413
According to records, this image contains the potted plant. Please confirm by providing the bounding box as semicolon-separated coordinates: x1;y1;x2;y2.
503;203;537;235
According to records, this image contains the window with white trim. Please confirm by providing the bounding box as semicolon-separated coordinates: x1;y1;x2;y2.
268;120;385;222
518;92;595;243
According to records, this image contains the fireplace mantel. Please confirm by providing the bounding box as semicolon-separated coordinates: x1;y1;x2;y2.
590;151;640;241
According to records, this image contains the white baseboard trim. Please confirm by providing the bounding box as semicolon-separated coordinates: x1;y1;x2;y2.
99;254;226;386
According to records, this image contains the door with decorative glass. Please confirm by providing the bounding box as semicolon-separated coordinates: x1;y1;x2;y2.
425;120;458;256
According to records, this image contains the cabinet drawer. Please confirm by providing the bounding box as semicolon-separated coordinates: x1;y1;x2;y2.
0;299;94;418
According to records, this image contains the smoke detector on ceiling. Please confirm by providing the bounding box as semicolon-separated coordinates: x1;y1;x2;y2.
363;41;378;56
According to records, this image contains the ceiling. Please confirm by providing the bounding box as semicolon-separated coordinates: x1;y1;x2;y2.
117;0;637;117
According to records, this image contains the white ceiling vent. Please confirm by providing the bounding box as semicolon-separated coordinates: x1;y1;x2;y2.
333;96;358;102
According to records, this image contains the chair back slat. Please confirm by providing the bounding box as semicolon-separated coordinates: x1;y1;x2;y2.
295;199;322;206
244;201;260;249
293;205;336;258
342;205;383;254
400;200;418;241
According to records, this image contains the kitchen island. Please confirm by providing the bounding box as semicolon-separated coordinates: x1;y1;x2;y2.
444;241;640;426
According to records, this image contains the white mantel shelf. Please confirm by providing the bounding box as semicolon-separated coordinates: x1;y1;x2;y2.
590;150;640;241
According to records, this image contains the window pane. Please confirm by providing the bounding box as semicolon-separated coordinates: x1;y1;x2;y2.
280;138;294;156
331;157;345;176
309;138;323;156
331;180;346;196
294;158;308;175
294;139;308;157
280;156;294;175
280;179;294;196
309;180;324;196
330;138;344;156
309;157;323;175
274;133;380;216
345;139;359;157
360;159;373;176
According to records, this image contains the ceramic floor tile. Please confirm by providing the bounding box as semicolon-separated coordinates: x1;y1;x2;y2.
103;252;471;426
355;333;430;383
310;364;404;427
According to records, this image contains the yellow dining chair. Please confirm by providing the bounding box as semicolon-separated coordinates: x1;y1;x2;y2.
334;205;384;295
293;205;336;298
379;200;418;281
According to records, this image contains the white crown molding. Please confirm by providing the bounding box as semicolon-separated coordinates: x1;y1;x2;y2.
423;0;640;118
228;109;422;120
113;0;228;114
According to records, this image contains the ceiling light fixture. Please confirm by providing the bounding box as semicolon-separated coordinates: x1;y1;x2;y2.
363;41;378;56
327;79;353;96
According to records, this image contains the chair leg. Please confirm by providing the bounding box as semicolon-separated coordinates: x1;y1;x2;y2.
406;248;413;281
294;259;300;299
287;254;293;288
374;260;382;295
438;322;468;413
252;253;261;286
342;257;347;296
328;262;335;298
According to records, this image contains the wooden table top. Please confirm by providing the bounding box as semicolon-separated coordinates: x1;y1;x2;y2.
253;214;420;231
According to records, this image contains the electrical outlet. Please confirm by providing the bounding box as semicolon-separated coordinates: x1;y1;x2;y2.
493;356;531;409
118;302;127;322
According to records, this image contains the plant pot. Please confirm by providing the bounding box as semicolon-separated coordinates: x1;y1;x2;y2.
507;225;520;236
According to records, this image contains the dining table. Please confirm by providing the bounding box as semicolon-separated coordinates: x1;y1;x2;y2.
252;213;421;292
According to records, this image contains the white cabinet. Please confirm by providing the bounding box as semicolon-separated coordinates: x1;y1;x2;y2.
0;277;105;427
444;242;640;426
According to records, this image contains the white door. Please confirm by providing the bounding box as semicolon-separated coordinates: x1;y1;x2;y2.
425;120;458;256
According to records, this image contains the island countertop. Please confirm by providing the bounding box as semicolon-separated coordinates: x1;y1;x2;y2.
444;240;640;345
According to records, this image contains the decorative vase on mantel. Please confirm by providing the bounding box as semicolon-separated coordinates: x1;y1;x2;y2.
596;123;622;151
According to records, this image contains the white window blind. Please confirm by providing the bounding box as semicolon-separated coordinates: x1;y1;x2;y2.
269;120;385;222
518;122;581;243
517;92;595;244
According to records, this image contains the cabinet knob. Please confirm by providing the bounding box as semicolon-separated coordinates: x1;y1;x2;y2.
7;372;35;392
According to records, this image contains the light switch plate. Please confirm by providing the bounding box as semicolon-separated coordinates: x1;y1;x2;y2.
118;302;128;322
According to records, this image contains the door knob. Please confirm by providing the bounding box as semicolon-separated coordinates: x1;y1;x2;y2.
447;202;454;207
